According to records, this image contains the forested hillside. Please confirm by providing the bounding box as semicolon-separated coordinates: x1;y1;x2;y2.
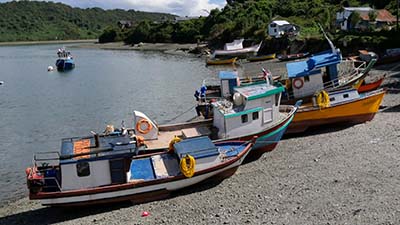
0;1;175;42
120;0;398;50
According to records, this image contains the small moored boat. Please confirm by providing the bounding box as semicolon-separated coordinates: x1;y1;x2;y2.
248;53;276;62
56;48;75;71
206;57;237;65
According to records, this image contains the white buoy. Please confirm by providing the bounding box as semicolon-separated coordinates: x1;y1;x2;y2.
47;66;54;71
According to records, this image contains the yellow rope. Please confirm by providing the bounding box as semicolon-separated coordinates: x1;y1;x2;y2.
180;155;196;178
316;90;330;109
168;136;181;152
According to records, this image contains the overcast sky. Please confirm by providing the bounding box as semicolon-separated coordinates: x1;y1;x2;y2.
1;0;226;16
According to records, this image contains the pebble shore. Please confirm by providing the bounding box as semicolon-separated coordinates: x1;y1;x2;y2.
0;64;399;225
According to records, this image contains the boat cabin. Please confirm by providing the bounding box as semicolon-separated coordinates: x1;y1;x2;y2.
32;131;139;192
286;49;342;99
212;74;284;139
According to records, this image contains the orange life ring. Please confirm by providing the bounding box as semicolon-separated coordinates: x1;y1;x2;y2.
293;78;304;89
136;119;152;134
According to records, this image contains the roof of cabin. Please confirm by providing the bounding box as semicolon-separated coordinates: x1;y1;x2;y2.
287;49;342;78
234;82;284;101
60;134;136;164
219;71;238;79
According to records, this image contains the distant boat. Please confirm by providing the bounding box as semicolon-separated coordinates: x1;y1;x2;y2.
247;53;276;62
0;81;3;85
212;39;261;58
278;52;309;61
206;57;237;65
56;48;75;71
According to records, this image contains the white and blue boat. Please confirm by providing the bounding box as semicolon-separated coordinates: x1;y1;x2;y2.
26;132;254;206
55;48;75;71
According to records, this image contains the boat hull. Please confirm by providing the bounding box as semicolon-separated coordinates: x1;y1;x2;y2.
213;43;261;58
248;53;276;62
56;59;75;71
286;90;385;134
206;57;237;65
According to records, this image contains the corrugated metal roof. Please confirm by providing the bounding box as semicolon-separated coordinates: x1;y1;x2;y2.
344;7;372;11
359;9;396;22
271;20;290;26
287;50;342;78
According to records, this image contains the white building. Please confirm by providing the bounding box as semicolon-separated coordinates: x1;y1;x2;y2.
268;20;299;38
336;7;373;31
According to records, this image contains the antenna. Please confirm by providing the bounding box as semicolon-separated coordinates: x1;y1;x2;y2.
318;23;336;53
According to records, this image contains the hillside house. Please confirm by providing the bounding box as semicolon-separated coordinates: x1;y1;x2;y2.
268;20;300;38
336;7;396;31
117;20;132;29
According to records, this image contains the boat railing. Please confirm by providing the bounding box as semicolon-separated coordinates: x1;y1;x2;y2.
33;151;60;168
41;176;63;192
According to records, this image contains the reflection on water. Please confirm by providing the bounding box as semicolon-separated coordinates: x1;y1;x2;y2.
0;44;238;204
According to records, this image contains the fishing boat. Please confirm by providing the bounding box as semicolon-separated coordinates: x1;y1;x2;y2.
286;88;386;134
206;57;237;66
247;53;276;62
188;71;300;155
133;72;298;158
212;39;261;58
278;52;309;61
26;135;254;206
56;48;75;71
358;75;385;93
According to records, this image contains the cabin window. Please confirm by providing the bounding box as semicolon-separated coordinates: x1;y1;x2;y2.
76;161;90;177
252;112;259;120
271;23;277;28
241;114;248;123
304;76;310;82
343;93;349;98
274;28;277;33
329;97;336;101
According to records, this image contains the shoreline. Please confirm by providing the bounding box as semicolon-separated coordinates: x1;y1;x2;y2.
73;41;206;56
0;39;98;46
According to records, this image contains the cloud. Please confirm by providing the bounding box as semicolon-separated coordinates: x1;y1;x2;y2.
1;0;226;16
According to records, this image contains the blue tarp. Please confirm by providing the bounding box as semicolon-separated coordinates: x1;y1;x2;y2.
219;71;238;79
129;158;155;181
287;50;342;78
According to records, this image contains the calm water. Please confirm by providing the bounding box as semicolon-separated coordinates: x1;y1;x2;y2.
0;44;227;204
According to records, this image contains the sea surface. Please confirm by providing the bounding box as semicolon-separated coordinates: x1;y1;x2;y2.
0;44;231;205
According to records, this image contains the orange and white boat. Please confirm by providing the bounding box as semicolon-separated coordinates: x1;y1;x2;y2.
286;88;386;134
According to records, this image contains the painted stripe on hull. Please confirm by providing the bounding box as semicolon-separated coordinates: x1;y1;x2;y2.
39;158;244;206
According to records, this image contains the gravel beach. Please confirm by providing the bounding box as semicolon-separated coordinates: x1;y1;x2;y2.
0;64;399;225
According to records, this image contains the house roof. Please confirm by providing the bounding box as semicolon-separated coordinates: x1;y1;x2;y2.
343;7;373;11
358;9;396;22
270;20;290;26
287;49;342;78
